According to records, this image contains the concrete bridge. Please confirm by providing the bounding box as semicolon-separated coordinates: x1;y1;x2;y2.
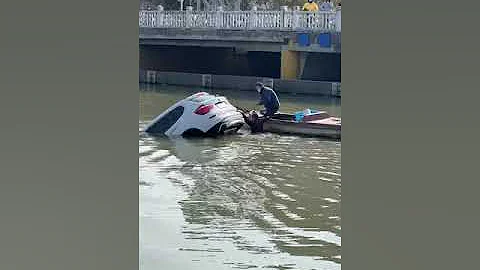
139;8;341;96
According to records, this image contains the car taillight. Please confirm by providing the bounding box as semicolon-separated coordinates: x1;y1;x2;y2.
194;104;213;115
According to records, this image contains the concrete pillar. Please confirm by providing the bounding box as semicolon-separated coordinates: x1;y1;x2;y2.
215;6;224;28
215;7;223;28
249;6;258;29
336;8;341;32
281;50;300;80
156;5;164;27
280;6;288;28
292;8;301;29
186;6;193;28
331;82;341;97
281;50;310;80
146;70;157;84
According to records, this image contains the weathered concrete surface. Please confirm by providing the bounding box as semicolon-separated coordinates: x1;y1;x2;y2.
140;28;295;43
139;70;340;97
140;27;341;53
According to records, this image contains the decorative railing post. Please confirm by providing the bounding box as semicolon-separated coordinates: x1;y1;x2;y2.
335;7;341;32
178;0;184;11
280;6;288;29
186;6;193;28
156;5;164;27
249;5;257;29
292;6;301;30
216;6;224;29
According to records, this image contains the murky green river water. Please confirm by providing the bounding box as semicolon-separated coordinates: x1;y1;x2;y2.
139;84;341;270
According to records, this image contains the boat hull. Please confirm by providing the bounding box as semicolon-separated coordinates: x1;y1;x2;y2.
263;120;341;139
259;112;341;139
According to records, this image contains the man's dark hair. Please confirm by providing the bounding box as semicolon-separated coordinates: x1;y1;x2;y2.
255;82;264;88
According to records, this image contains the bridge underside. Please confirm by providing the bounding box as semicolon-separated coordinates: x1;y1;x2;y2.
139;27;340;82
140;38;284;53
140;44;340;82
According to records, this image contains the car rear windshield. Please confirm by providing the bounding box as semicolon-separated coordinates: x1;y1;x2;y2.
189;94;218;104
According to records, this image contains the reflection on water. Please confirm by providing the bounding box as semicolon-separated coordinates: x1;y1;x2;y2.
139;84;341;270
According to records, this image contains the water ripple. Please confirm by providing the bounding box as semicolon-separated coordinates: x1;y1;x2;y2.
140;115;341;269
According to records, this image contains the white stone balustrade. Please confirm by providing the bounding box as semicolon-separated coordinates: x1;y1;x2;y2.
139;8;340;32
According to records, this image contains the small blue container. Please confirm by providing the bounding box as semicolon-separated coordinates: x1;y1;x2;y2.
297;33;310;47
294;111;305;122
318;33;331;48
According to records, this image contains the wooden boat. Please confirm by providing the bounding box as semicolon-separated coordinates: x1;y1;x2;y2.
263;112;341;139
240;109;341;139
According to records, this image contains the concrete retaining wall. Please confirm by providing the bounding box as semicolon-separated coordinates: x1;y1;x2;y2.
140;70;340;97
140;45;281;78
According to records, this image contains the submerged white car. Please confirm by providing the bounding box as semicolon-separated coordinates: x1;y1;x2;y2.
144;92;245;137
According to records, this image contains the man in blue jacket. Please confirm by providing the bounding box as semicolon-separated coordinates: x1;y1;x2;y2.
255;82;280;117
